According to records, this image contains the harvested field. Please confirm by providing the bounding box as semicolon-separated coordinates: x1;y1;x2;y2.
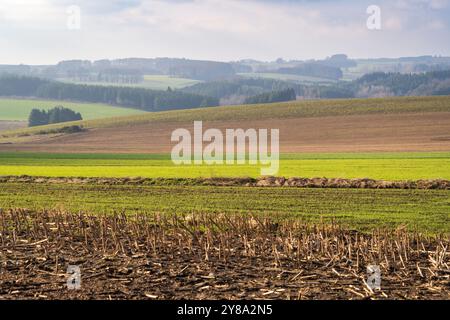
2;112;450;153
0;209;449;300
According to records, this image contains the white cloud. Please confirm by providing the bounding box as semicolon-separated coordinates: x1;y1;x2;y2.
0;0;448;64
0;0;58;24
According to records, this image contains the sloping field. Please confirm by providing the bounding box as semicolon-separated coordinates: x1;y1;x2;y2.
0;98;146;121
1;96;450;153
58;75;202;90
1;95;449;135
3;112;449;154
0;120;26;131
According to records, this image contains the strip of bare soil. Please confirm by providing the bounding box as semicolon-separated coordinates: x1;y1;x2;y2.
1;176;449;189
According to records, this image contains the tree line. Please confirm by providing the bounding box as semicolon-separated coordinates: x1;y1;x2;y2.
182;70;450;102
275;63;343;80
0;75;219;111
244;88;296;104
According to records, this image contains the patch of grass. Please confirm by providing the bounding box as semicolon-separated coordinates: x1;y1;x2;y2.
142;75;202;89
238;72;337;83
0;152;449;180
58;75;202;90
0;182;448;235
0;98;146;121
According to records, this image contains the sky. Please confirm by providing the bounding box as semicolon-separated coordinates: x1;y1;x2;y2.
0;0;449;64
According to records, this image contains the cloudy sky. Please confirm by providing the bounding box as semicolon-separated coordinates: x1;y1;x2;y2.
0;0;449;64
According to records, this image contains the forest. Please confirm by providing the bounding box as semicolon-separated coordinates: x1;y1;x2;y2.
0;75;219;111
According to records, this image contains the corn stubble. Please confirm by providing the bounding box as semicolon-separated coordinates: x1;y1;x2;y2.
0;209;448;300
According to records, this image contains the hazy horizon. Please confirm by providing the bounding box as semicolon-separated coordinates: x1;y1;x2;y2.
4;53;450;66
1;0;449;65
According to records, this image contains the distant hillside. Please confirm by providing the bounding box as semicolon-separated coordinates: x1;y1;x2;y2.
275;63;343;80
0;98;146;122
244;88;296;104
354;71;450;97
0;75;219;112
0;58;236;83
182;70;450;104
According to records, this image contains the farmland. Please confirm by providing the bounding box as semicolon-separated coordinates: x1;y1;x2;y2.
1;96;450;155
0;152;449;180
0;182;449;234
238;72;337;84
1;209;448;299
0;96;449;300
3;95;450;136
58;75;202;91
0;98;146;122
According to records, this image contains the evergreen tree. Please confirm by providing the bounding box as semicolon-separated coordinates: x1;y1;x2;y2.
28;109;49;127
28;106;83;127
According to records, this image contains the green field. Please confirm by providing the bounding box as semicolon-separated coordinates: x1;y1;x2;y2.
3;95;450;138
238;72;336;84
0;152;449;180
58;75;202;90
0;98;146;121
142;75;202;90
0;182;448;234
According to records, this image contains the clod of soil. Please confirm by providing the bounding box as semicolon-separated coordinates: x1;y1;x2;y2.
1;175;449;189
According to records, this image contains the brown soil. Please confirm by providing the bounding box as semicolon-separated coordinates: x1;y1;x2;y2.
1;210;448;300
0;121;26;133
1;176;449;190
1;112;450;153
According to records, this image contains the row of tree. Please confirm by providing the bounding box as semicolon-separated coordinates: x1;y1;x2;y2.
0;75;219;111
28;106;82;127
276;63;343;80
244;88;297;104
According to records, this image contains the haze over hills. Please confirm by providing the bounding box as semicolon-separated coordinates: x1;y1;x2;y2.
1;54;450;132
0;54;450;110
2;54;450;83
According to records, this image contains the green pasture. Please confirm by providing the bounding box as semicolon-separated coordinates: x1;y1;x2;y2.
58;75;202;90
0;98;146;121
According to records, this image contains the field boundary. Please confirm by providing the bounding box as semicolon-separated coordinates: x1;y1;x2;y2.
1;175;449;189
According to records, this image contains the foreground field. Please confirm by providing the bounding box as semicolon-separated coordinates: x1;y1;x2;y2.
1;210;448;300
0;182;449;234
0;98;146;122
0;152;449;180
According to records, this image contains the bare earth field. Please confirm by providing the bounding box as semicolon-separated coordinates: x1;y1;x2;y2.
0;120;26;133
1;112;450;153
1;210;448;300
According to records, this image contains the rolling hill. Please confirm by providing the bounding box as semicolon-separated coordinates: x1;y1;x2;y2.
1;95;449;154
